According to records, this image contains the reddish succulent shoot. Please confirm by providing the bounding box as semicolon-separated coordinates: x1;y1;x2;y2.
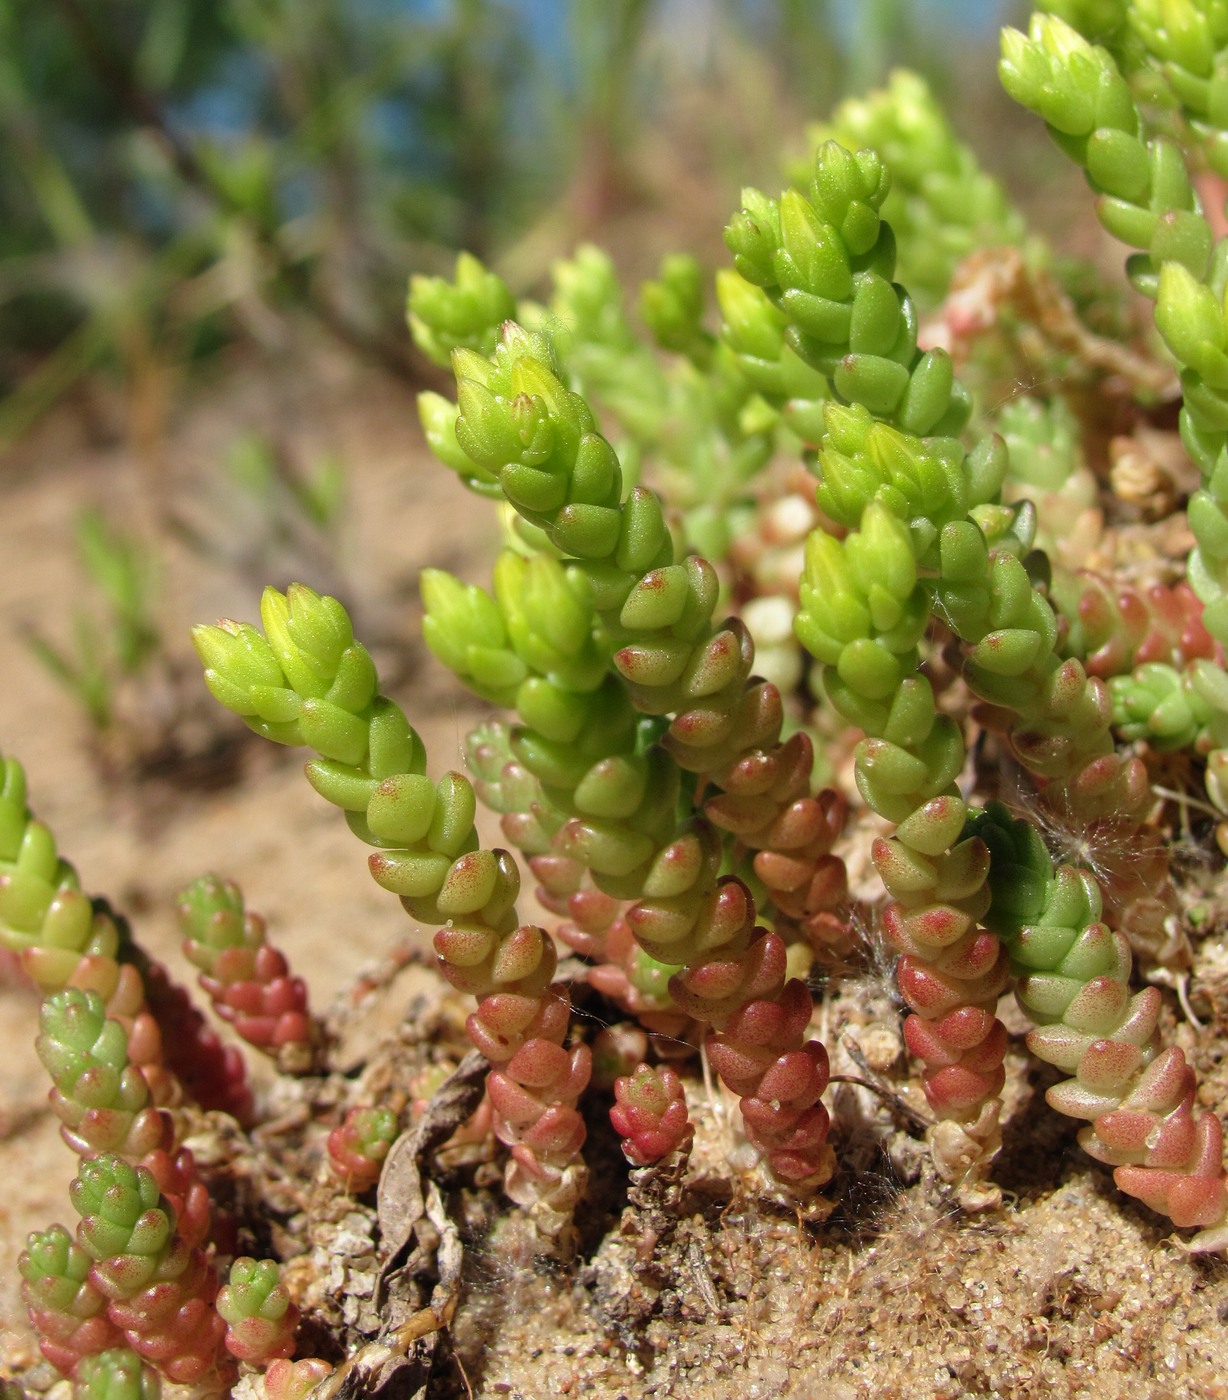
629;859;835;1189
327;1105;399;1192
139;1148;212;1252
483;1025;591;1187
1075;576;1218;679
264;1358;334;1400
36;986;173;1162
177;875;316;1067
19;1224;123;1375
140;962;254;1125
610;1064;693;1166
69;1155;228;1386
204;945;314;1052
217;1256;299;1364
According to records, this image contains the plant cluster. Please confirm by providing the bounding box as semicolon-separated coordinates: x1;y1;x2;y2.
8;0;1228;1392
0;745;312;1392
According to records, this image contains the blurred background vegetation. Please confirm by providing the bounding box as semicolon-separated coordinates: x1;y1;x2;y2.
0;0;1025;445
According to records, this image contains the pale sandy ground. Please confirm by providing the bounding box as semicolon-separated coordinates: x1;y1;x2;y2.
1;344;1227;1400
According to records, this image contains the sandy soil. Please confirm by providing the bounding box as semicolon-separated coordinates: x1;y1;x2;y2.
2;342;1228;1400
